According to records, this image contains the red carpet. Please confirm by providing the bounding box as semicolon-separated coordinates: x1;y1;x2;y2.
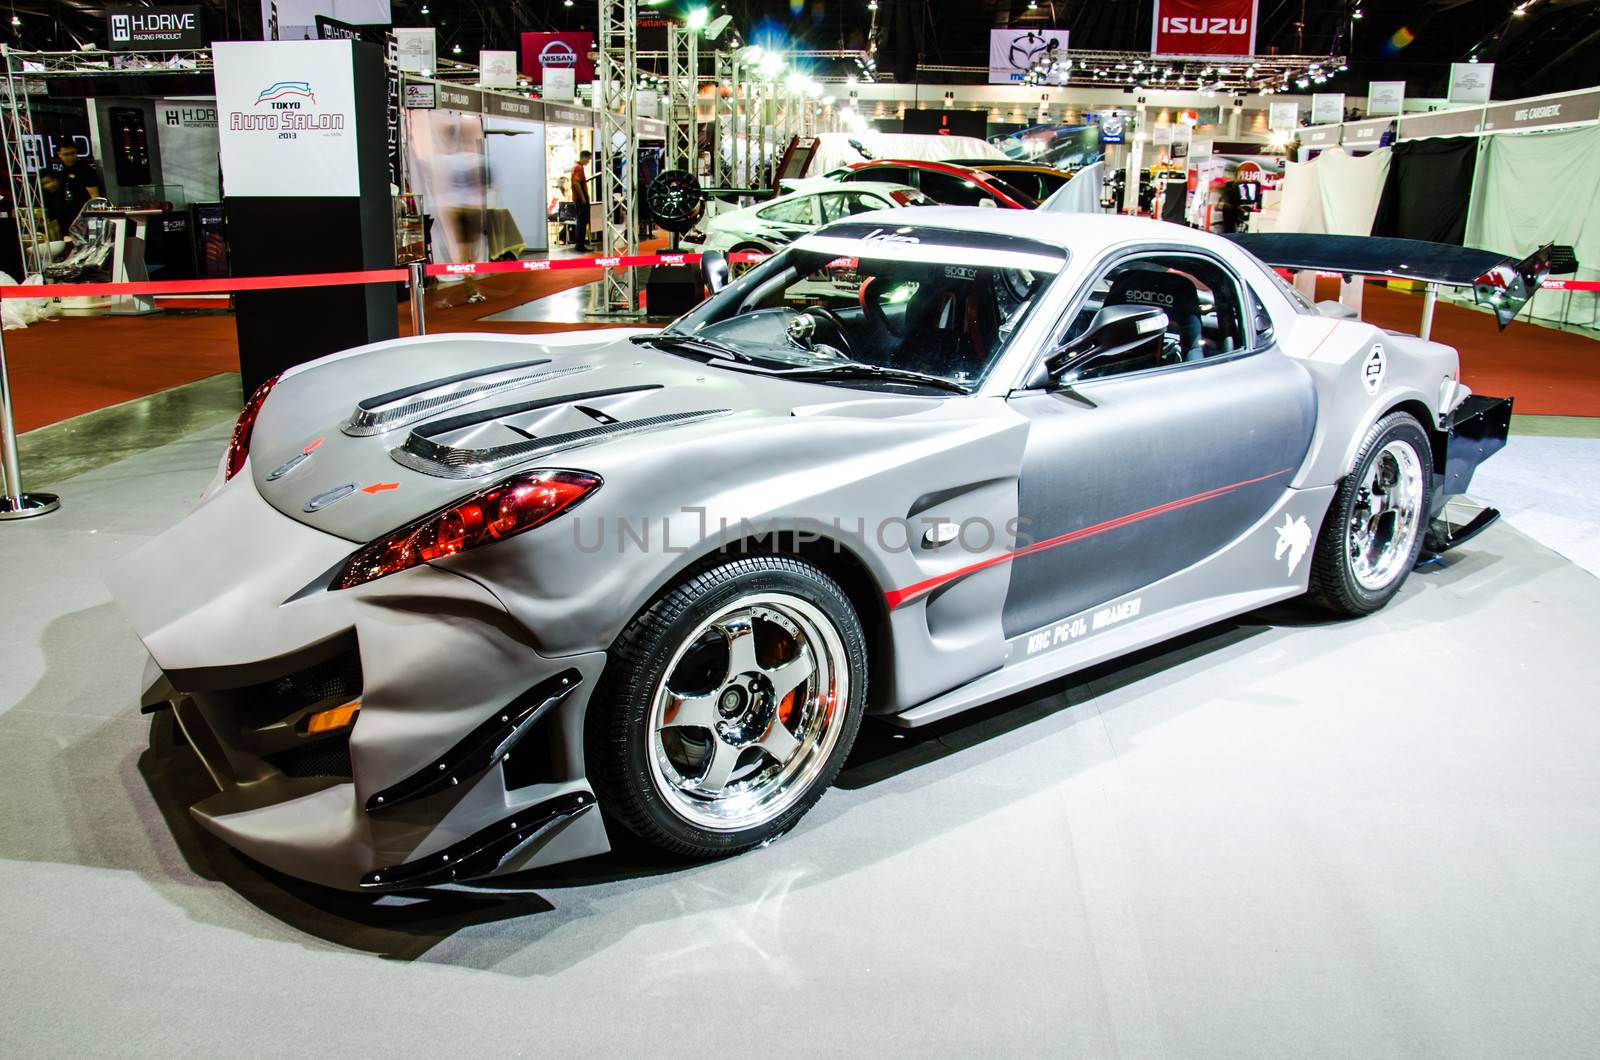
7;253;1596;432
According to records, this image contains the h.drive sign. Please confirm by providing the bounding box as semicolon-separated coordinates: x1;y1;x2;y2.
1152;0;1258;58
107;5;204;51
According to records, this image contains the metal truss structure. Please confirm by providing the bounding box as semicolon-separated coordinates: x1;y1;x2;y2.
595;0;639;314
665;25;698;174
710;49;738;189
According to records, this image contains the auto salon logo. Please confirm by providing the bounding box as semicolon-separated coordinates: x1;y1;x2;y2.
540;41;578;68
255;81;317;105
228;80;345;133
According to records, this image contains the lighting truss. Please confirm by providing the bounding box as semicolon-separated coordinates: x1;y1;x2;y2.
596;0;639;314
665;24;698;173
914;50;1344;93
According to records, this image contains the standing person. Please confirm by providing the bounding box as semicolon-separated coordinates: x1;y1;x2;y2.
570;150;592;252
49;143;103;203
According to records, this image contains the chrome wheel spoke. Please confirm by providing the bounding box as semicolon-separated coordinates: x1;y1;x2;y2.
765;648;815;701
721;617;760;677
692;737;743;794
1347;440;1424;591
757;716;801;763
660;689;721;730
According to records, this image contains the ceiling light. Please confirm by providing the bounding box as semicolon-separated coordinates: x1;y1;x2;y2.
687;7;708;29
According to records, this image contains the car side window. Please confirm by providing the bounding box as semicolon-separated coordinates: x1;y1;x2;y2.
851;167;915;189
1059;252;1251;378
819;192;890;223
756;196;817;225
917;170;993;206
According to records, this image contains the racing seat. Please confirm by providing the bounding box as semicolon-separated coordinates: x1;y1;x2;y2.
1103;270;1204;362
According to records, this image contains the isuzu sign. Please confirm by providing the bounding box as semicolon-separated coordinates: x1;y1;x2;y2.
107;5;204;51
1152;0;1257;58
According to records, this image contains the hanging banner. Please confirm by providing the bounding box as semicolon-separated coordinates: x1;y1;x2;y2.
1268;100;1299;133
107;6;204;51
544;68;576;101
1368;81;1405;117
479;50;518;87
987;29;1069;85
394;27;435;74
1152;0;1258;59
521;32;595;85
1447;63;1494;105
154;99;221;200
1310;93;1344;124
636;89;660;119
214;39;360;197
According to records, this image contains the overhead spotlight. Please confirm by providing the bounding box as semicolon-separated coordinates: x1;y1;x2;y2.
419;3;428;12
868;0;878;9
452;43;462;54
1352;7;1363;18
563;0;573;6
1028;0;1038;9
687;7;708;30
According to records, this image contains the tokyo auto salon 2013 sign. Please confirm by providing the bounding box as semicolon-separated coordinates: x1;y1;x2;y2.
1152;0;1258;58
521;32;595;86
213;40;360;197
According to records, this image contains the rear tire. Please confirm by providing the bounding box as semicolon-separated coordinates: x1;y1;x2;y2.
1309;411;1433;616
587;556;867;859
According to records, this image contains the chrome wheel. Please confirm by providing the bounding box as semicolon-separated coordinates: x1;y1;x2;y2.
647;593;847;832
1348;439;1425;591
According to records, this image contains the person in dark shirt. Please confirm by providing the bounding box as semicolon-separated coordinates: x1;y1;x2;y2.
49;143;102;202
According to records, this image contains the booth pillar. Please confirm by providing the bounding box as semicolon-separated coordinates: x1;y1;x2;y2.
214;39;398;396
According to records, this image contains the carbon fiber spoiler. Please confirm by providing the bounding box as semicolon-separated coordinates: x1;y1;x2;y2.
1224;233;1553;329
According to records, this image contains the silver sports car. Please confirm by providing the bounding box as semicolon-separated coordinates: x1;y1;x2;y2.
110;210;1541;891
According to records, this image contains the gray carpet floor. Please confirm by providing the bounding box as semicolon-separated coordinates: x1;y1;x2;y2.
3;420;1599;1057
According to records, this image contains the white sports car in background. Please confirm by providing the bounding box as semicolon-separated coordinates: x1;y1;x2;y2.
682;181;933;256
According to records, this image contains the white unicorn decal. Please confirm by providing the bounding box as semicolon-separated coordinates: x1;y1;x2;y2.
1274;513;1312;576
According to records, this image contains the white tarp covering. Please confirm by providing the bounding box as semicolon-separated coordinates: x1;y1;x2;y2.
1268;147;1390;236
1271;158;1324;233
1040;160;1104;214
1466;124;1600;326
803;133;1006;176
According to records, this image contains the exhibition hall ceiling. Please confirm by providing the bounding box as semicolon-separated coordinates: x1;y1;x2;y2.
10;0;1599;97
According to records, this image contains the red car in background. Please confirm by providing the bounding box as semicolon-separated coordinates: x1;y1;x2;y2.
788;159;1040;210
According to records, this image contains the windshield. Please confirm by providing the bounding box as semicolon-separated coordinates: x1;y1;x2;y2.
666;225;1066;390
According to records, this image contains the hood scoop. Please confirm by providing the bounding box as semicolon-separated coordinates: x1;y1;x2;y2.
342;359;593;437
389;384;732;480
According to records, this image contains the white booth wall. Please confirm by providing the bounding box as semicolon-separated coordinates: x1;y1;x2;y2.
484;116;547;255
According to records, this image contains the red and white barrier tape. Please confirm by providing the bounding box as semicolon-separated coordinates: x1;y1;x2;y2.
0;249;771;301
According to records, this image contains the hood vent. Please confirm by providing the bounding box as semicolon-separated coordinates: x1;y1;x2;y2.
342;360;593;437
392;406;732;479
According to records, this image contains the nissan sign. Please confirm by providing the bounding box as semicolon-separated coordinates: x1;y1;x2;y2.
520;32;595;85
107;5;204;51
1152;0;1257;59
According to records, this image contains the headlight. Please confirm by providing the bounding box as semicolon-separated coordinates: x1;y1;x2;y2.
331;469;602;590
225;375;279;481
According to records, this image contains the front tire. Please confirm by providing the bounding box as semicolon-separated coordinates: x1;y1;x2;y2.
587;556;867;858
1309;411;1433;615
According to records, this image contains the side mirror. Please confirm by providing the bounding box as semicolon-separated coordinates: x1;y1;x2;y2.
700;249;730;294
1041;305;1168;385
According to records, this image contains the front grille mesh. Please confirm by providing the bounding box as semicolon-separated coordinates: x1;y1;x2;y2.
266;736;354;779
237;650;363;731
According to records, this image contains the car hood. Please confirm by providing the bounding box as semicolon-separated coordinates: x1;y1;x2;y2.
243;329;946;544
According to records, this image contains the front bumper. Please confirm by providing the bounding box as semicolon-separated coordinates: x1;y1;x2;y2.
110;472;611;891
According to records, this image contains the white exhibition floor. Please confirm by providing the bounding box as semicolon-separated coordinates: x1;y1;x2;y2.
2;422;1599;1056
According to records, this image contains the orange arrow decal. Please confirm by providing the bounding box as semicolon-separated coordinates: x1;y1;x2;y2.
361;482;400;495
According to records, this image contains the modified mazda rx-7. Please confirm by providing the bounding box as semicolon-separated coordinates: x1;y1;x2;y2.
109;210;1540;892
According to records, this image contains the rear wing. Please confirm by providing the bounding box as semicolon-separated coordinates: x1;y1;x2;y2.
1223;233;1555;329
